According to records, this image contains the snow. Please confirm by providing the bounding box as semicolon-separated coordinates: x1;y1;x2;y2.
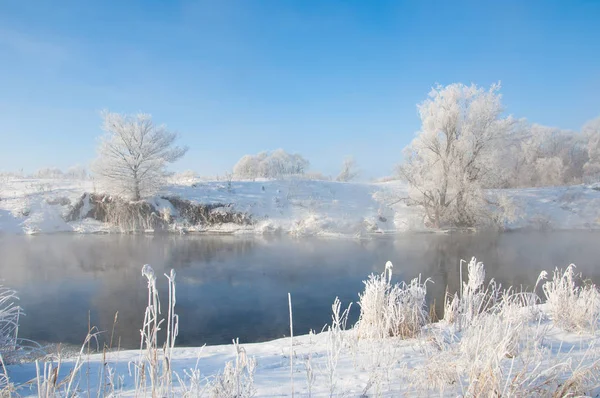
1;178;599;235
5;311;599;396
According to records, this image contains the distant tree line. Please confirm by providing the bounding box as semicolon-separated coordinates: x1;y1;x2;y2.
0;165;89;180
232;149;310;179
11;81;598;232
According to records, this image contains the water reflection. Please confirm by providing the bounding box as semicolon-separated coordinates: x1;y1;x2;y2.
0;232;598;348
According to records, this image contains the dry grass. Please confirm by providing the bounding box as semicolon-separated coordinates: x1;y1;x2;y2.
356;261;430;339
541;265;600;333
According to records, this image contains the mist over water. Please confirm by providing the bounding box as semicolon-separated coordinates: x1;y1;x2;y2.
0;232;598;349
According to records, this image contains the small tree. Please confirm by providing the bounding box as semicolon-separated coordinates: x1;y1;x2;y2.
398;83;514;228
92;112;188;200
336;156;359;182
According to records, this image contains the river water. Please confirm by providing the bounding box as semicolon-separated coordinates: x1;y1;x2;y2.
0;232;598;348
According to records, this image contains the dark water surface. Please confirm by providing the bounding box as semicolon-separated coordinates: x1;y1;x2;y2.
0;232;599;348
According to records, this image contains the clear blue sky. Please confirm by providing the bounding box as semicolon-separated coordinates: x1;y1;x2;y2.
0;1;599;178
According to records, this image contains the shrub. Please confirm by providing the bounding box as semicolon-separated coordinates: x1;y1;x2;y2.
541;265;600;333
356;261;430;339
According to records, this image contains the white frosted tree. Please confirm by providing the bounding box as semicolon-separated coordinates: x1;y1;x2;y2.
398;83;514;228
336;156;359;182
506;123;590;187
65;164;88;180
232;150;309;179
34;167;64;179
92;112;188;200
233;155;261;179
583;117;600;182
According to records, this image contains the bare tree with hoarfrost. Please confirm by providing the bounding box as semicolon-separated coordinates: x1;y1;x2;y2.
65;164;88;180
398;83;514;228
583;117;600;182
92;112;188;200
336;156;359;182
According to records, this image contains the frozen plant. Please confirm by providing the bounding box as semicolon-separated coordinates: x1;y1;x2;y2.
174;348;209;397
356;261;430;339
443;257;501;330
541;264;600;333
132;264;179;396
209;338;256;398
326;297;351;398
0;285;22;364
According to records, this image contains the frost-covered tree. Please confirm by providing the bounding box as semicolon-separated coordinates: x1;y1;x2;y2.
92;112;188;200
336;156;359;182
34;167;64;179
502;124;589;188
398;83;514;228
583;117;600;182
232;155;262;179
232;149;309;179
65;164;88;180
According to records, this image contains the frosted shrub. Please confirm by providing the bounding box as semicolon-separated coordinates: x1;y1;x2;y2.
356;261;430;339
541;265;600;333
0;285;22;364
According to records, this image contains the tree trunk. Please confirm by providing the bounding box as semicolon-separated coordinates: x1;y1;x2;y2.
133;170;141;201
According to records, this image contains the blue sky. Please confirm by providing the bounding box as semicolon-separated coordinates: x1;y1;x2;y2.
0;1;599;178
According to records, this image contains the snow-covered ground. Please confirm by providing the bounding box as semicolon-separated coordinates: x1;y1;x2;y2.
6;300;600;397
5;274;600;398
1;178;599;235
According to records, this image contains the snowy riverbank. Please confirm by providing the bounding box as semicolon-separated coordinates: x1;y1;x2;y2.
1;178;599;236
5;259;600;397
6;319;600;397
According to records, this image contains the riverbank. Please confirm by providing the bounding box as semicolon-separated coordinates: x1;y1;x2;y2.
5;319;598;397
1;178;599;236
4;260;600;397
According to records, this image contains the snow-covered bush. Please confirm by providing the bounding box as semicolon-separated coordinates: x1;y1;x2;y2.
356;261;430;339
419;258;600;397
541;265;600;333
169;170;199;185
